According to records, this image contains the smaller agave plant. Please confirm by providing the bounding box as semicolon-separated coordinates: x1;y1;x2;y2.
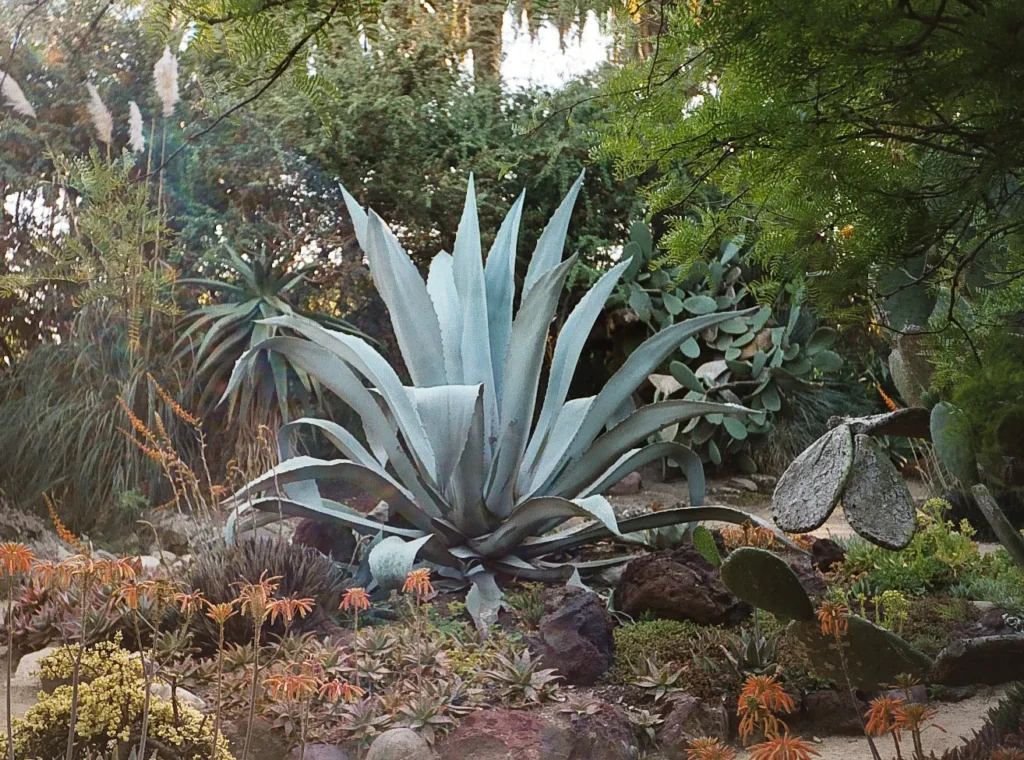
222;172;788;627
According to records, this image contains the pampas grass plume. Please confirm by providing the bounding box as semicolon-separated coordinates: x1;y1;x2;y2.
85;83;113;144
154;46;179;117
0;69;36;118
128;101;145;152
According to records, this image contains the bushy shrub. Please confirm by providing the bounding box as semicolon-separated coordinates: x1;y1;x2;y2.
843;498;983;595
1;638;233;759
184;537;350;651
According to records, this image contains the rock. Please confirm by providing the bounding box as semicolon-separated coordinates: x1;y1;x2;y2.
222;716;291;760
291;745;352;760
790;690;866;736
146;510;195;555
658;693;729;759
293;518;358;560
0;507;49;541
141;555;162;572
731;477;758;493
751;473;778;490
366;728;435;760
842;435;916;550
866;684;928;705
367;500;391;523
788;558;828;601
608;471;643;495
435;710;573;760
13;646;59;690
532;587;614;686
811;538;846;574
772;425;854;533
617;544;751;626
930;634;1024;687
566;700;636;760
149;682;207;710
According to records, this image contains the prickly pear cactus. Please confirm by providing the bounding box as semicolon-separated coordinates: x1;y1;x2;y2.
842;435;916;550
789;615;933;690
772;424;854;533
692;525;722;567
720;548;815;621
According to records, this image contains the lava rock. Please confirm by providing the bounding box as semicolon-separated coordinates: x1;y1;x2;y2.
608;471;643;495
617;544;751;626
292;518;357;560
435;710;573;760
532;587;615;686
811;538;846;574
366;728;435;760
788;558;828;601
657;693;729;759
290;746;352;760
930;634;1024;687
566;700;636;760
789;690;867;736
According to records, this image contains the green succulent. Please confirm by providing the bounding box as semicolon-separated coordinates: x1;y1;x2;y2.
174;245;363;422
222;174;787;627
619;222;842;474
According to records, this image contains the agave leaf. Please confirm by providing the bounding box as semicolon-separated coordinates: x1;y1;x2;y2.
453;176;498;446
340;185;369;250
521;397;595;494
466;569;504;632
449;388;493;538
426;252;464;384
515;505;801;559
523;257;632;477
255;317;439;483
486;255;578;517
554;309;757;479
369;535;443;591
483;191;525;405
224;335;443;514
580;442;704;505
406;385;482;494
364;211;446;387
278;417;381;473
521;170;584;300
547;400;747;498
470;495;619;557
224;496;425;543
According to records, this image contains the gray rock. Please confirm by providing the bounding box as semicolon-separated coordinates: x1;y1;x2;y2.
146;510;195;555
13;646;59;688
843;435;916;550
772;424;854;533
149;682;207;710
291;745;352;760
366;728;435;760
731;477;758;493
657;693;729;760
533;587;615;686
567;700;636;760
608;471;642;495
930;634;1024;687
436;710;572;760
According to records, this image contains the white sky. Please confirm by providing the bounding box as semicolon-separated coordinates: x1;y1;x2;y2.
500;9;611;90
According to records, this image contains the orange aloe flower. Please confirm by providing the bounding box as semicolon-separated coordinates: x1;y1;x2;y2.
32;560;72;589
686;737;737;760
748;732;820;760
267;595;315;626
402;568;433;598
340;587;371;612
234;572;281;622
816;601;849;637
991;749;1024;760
205;601;239;626
738;675;795;743
894;702;944;736
264;670;319;701
175;589;206;617
865;694;905;738
319;679;366;703
0;543;34;576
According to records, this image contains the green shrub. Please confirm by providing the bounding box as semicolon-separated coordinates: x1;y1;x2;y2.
184;537;350;651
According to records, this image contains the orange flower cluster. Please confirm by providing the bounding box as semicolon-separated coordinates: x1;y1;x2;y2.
264;659;364;704
686;737;737;760
875;382;901;412
148;372;201;429
738;675;796;743
403;568;434;599
43;493;87;553
816;602;850;638
721;522;776;550
340;587;371;612
0;542;34;577
748;732;820;760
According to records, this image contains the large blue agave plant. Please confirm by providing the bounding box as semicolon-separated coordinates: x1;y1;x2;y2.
222;173;780;626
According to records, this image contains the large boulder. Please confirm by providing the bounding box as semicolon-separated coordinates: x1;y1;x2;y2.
930;635;1024;687
616;544;751;626
366;728;435;760
788;690;866;736
564;700;636;760
435;710;573;760
145;510;196;555
532;587;615;685
657;693;729;760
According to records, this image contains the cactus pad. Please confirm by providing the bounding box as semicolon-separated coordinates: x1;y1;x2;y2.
930;634;1024;687
720;547;814;621
692;525;722;567
842;435;916;550
789;616;933;690
772;424;854;533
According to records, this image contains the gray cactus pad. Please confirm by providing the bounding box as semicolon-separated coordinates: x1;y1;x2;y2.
842;435;916;550
789;616;933;690
772;424;854;533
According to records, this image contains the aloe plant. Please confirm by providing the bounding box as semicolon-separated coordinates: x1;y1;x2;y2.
221;173;785;626
174;246;364;422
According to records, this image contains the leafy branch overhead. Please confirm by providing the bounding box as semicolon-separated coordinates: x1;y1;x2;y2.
222;174;789;628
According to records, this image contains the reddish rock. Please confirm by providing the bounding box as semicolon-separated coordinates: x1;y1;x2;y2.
616;544;751;626
788;690;867;736
609;471;643;495
532;587;615;685
435;710;573;760
811;538;846;574
657;693;729;760
566;700;636;760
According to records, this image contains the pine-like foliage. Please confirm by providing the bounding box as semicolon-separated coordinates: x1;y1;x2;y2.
596;0;1024;460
